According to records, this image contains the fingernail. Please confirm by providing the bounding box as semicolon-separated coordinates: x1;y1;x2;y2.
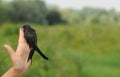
4;45;8;48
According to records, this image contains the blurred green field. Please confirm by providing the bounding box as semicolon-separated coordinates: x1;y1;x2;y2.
0;23;120;77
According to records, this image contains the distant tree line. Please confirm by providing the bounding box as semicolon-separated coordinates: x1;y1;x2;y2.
0;0;120;25
61;7;120;24
0;0;64;25
78;7;120;24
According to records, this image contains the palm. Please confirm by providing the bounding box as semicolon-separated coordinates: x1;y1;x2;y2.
12;53;24;72
4;29;31;73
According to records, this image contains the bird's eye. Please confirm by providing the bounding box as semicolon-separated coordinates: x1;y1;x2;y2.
22;26;25;28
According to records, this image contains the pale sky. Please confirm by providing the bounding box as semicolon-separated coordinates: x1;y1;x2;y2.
44;0;120;10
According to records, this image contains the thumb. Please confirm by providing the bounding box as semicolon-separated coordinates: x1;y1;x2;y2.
4;45;15;58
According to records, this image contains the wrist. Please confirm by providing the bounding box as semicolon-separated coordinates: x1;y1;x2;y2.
2;67;23;77
12;67;24;75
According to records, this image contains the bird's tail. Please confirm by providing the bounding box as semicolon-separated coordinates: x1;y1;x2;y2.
34;45;48;60
27;48;35;62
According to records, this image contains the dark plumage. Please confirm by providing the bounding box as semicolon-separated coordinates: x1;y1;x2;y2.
22;24;48;62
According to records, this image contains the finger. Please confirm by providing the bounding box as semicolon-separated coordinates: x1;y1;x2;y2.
19;28;25;43
19;28;24;39
25;60;31;70
4;45;15;57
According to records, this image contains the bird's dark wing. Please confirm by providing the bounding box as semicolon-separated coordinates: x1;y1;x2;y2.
24;29;37;47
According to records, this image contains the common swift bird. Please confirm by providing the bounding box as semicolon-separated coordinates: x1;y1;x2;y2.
22;24;48;62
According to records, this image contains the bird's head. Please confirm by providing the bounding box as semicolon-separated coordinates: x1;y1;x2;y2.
22;24;31;31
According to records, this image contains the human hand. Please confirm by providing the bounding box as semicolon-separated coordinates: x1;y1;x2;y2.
2;28;31;77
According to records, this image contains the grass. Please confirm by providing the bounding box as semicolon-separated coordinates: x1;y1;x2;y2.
80;52;120;77
0;23;120;77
